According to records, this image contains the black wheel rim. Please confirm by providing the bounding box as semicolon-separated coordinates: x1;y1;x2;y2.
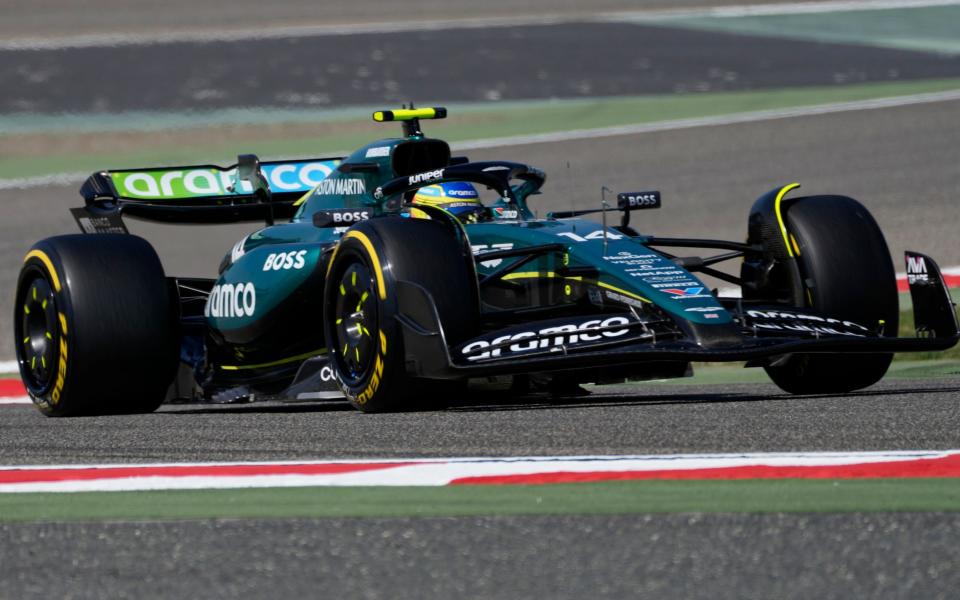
17;273;59;393
331;262;379;385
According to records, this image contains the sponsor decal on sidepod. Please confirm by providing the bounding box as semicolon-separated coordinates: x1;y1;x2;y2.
263;250;307;271
206;283;256;318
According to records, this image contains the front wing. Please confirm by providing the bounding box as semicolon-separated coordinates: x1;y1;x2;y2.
395;252;960;379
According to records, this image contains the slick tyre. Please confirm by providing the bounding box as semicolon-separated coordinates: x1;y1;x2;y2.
323;218;477;412
764;196;898;394
14;234;179;416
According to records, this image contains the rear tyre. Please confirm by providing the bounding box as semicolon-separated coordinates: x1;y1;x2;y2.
763;196;898;394
323;218;477;412
14;234;179;416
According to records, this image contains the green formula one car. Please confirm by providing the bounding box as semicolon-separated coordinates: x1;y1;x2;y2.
14;107;959;415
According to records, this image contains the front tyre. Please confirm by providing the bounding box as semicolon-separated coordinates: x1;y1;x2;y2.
14;234;179;416
323;218;477;412
763;196;898;394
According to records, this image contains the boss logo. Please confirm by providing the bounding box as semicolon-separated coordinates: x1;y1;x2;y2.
332;210;370;223
617;191;661;210
313;209;372;228
263;250;307;271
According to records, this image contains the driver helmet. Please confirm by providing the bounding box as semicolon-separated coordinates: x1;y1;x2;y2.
410;182;488;224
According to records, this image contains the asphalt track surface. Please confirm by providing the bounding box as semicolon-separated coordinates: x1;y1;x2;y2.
3;513;959;599
5;22;960;113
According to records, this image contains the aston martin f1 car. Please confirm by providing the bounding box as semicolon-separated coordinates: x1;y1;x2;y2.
15;107;959;415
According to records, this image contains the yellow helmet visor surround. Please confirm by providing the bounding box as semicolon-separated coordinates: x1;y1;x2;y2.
373;107;447;122
411;182;485;223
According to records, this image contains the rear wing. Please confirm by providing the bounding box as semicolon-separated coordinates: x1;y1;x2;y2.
74;156;341;227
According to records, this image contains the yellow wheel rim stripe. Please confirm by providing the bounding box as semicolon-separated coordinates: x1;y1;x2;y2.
24;249;61;292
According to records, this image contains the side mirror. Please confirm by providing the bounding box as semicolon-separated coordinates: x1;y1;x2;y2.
617;190;661;227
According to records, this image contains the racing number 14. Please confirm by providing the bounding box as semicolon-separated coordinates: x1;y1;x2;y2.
556;230;624;243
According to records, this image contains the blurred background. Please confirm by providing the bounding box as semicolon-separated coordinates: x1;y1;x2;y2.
3;0;959;361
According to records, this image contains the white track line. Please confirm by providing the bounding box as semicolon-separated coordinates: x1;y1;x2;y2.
3;1;958;51
0;397;30;406
608;0;960;20
0;172;90;192
454;89;960;150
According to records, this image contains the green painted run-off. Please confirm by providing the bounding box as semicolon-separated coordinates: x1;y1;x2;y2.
2;478;959;522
